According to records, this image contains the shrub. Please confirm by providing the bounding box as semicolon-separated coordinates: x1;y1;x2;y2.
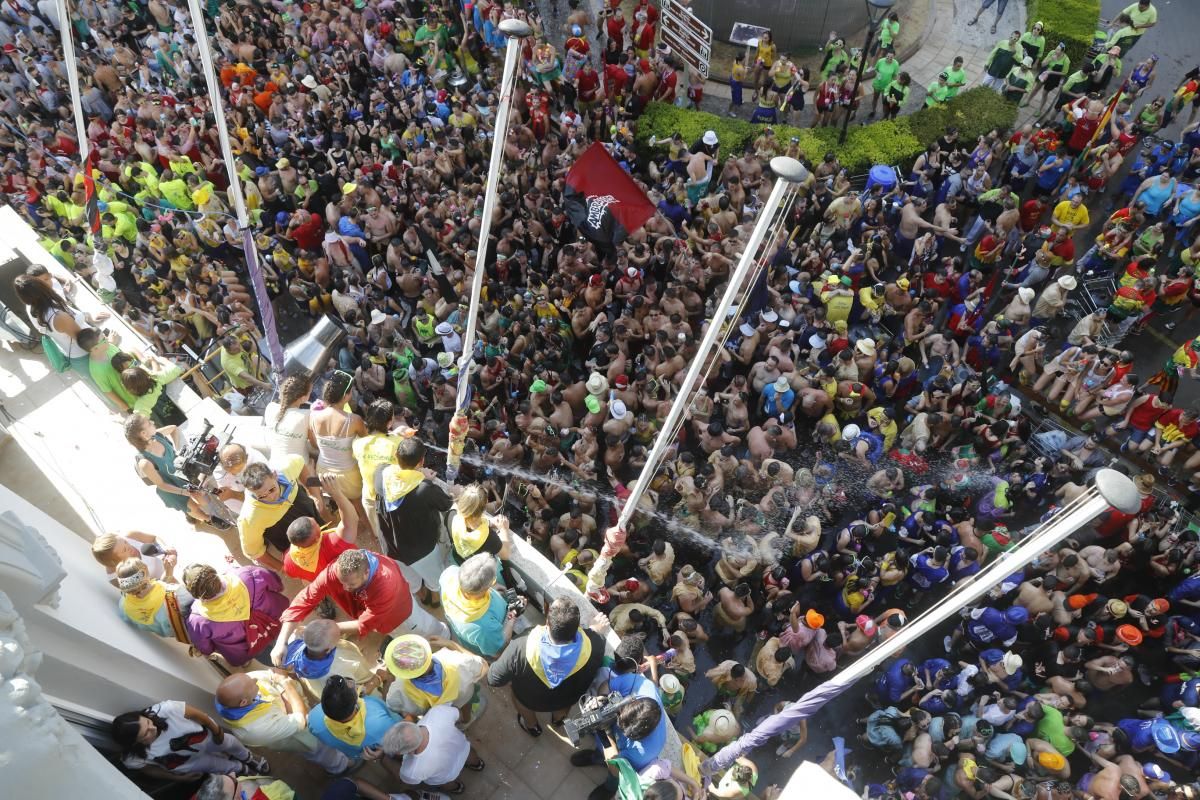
635;88;1017;176
1027;0;1101;66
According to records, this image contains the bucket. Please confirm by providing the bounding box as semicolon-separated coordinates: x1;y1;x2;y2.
865;164;897;193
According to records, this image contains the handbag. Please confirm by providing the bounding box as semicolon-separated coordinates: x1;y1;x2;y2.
41;334;70;373
244;607;282;655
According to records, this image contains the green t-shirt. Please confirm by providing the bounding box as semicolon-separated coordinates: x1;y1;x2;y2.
873;57;900;90
944;66;967;96
879;18;900;48
133;364;182;419
159;178;194;211
1042;52;1070;76
90;343;138;408
926;82;951;107
1019;32;1046;63
1062;69;1090;95
1122;2;1157;29
1034;704;1076;756
219;347;256;389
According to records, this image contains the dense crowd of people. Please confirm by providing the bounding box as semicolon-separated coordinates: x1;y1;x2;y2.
11;0;1200;798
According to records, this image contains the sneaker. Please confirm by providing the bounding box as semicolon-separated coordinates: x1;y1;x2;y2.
243;755;271;775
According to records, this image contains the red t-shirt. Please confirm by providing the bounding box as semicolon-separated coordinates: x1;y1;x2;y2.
1129;398;1169;431
282;551;413;637
1020;199;1046;231
282;530;354;583
291;213;324;252
603;63;628;97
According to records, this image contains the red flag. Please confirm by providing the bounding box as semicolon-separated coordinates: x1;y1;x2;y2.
82;149;100;235
563;143;655;249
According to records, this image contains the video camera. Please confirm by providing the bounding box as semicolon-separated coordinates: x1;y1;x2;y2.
563;692;634;747
173;419;223;487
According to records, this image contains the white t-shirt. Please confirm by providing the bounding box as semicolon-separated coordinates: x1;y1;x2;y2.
264;402;311;461
121;700;204;770
398;704;470;786
214;446;270;513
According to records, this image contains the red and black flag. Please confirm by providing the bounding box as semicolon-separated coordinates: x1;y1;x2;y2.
563;142;655;251
81;149;101;236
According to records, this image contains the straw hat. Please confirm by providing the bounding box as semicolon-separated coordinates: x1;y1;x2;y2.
856;338;877;356
773;376;791;393
384;635;433;679
1058;275;1078;291
708;709;739;737
586;373;609;396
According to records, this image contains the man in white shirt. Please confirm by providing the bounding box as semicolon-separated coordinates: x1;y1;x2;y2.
215;442;270;513
214;671;350;774
382;704;483;791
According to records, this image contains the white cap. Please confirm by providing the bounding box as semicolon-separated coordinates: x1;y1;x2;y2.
761;310;779;323
370;309;388;326
842;423;861;439
1018;287;1035;303
702;130;719;146
738;323;757;337
611;399;628;420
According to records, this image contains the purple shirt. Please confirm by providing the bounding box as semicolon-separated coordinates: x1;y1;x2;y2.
185;566;288;666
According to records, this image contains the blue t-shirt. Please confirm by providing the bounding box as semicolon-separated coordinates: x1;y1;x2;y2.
909;554;949;588
879;659;914;704
1037;155;1071;190
308;695;401;758
609;673;668;770
762;384;795;416
966;607;1015;645
447;588;510;658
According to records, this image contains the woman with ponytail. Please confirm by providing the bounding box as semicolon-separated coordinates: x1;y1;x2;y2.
309;369;369;541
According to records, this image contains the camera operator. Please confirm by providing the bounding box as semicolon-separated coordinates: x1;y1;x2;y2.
571;636;670;799
123;414;218;526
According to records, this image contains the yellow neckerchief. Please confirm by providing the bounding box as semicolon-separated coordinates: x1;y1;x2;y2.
324;698;367;746
381;467;425;506
235;777;294;800
219;679;279;727
195;572;251;622
289;530;327;574
399;657;462;709
122;581;167;625
525;625;593;688
442;570;492;623
451;512;489;559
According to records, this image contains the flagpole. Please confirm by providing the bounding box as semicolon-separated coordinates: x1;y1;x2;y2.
584;157;808;592
446;18;531;480
184;0;285;376
54;0;88;164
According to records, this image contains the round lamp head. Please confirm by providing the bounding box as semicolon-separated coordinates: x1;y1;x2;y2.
867;0;897;26
770;156;808;184
1094;468;1141;515
498;19;533;39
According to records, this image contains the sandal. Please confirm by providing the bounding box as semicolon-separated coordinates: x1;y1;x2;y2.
517;714;543;737
466;757;486;771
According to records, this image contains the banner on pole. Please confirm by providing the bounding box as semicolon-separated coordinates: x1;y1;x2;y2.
563;143;655;250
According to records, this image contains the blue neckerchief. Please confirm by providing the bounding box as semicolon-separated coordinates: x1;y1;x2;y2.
360;550;380;591
411;660;445;696
215;694;266;721
260;473;293;506
538;630;584;689
284;638;337;679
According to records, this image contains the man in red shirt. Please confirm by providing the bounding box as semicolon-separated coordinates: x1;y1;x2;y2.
603;55;630;103
1020;196;1048;232
271;548;449;667
576;60;601;109
604;7;626;51
1042;228;1075;269
288;211;325;253
281;476;358;583
653;62;678;103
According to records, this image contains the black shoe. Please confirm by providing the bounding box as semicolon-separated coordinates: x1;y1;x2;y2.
588;785;615;800
571;750;603;767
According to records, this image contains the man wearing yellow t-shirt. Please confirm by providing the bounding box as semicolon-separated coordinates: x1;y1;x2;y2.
238;455;320;570
1051;193;1090;234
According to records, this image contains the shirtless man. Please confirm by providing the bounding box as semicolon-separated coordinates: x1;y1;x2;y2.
1085;655;1135;692
896;197;957;258
1080;748;1142;800
749;354;784;393
713;582;756;634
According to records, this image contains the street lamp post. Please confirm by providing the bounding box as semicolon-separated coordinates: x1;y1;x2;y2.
839;0;896;145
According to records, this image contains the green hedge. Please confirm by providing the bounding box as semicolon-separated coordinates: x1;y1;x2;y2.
1027;0;1101;67
636;88;1017;175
